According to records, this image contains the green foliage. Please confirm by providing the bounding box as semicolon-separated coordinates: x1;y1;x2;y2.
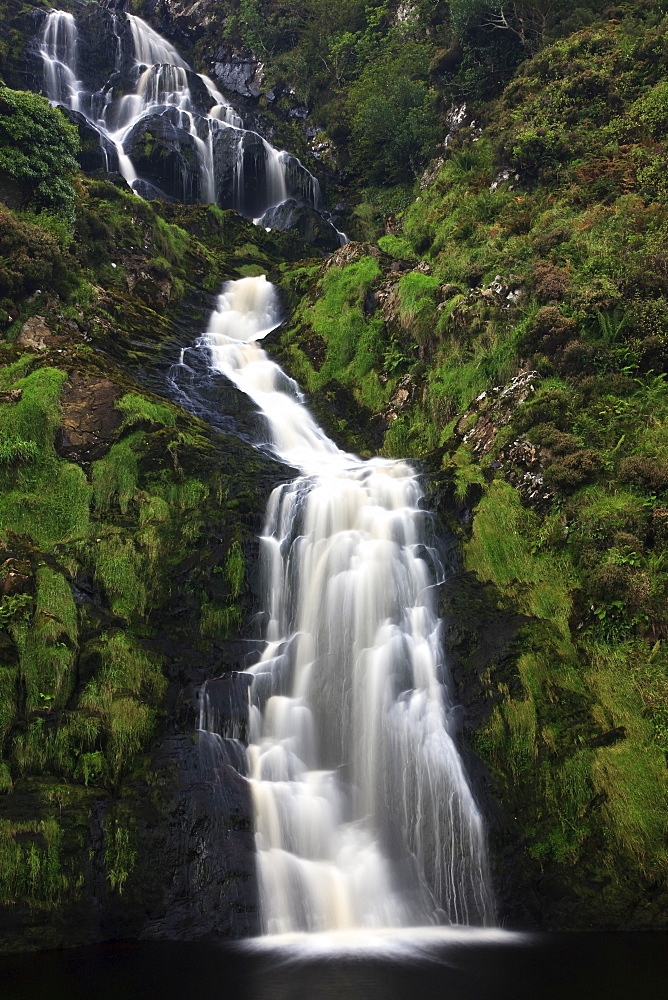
377;234;416;259
225;540;245;599
465;480;573;627
105;821;137;894
0;366;91;545
396;271;440;345
95;534;146;620
347;58;441;183
92;434;142;515
0;436;39;465
286;255;391;412
0;88;79;222
0;817;71;907
200;599;241;639
630;81;668;139
116;394;176;431
11;566;78;713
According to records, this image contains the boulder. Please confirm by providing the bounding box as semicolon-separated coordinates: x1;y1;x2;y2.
123;109;201;203
55;372;123;465
16;316;53;351
258;199;343;251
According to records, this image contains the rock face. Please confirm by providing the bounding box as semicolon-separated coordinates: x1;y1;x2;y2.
15;316;54;351
56;373;124;466
212;49;265;98
124;734;259;941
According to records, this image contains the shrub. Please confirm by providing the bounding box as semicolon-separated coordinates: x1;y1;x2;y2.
519;306;577;355
619;456;668;494
631;81;668;139
0;88;80;222
532;262;570;303
510;125;569;175
514;385;573;431
527;423;580;454
588;563;629;602
544;449;603;490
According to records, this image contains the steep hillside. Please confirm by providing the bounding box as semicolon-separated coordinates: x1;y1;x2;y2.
271;10;668;927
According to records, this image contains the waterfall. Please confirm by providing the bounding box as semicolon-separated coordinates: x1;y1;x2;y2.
36;10;320;218
38;9;81;111
187;276;494;935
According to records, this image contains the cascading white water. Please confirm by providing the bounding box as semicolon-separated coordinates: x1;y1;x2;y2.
38;9;81;111
195;276;494;934
37;10;320;217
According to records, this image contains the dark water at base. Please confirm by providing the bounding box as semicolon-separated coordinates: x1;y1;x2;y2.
1;931;666;1000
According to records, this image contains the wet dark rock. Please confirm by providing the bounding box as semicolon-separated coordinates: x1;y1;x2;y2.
258;198;342;250
60;109;120;176
137;733;259;940
123;109;202;203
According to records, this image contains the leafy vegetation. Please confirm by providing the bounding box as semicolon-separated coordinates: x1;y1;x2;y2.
0;88;80;223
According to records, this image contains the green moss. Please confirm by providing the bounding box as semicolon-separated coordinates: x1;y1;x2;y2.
377;235;416;260
0;366;91;545
200;599;241;640
107;698;153;783
225;540;245;599
587;642;667;868
465;480;574;630
116;394;176;431
11;567;78;714
0;761;11;794
95;534;146;621
92;434;142;515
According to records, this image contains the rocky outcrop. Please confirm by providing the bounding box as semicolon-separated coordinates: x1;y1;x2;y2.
56;373;123;466
212;49;264;98
258;199;342;251
62;110;121;176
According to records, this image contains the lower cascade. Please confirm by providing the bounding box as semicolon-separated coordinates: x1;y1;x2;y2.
187;276;494;934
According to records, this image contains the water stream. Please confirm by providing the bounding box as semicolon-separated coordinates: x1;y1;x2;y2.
177;275;494;935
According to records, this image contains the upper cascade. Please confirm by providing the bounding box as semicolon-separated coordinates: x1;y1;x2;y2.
178;276;495;934
36;8;332;231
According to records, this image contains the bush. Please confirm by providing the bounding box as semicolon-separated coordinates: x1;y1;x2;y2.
510;125;570;175
347;48;441;183
544;449;603;490
532;262;570;303
631;81;668;139
0;88;80;222
619;456;668;494
519;306;577;355
527;423;580;454
514;385;573;431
